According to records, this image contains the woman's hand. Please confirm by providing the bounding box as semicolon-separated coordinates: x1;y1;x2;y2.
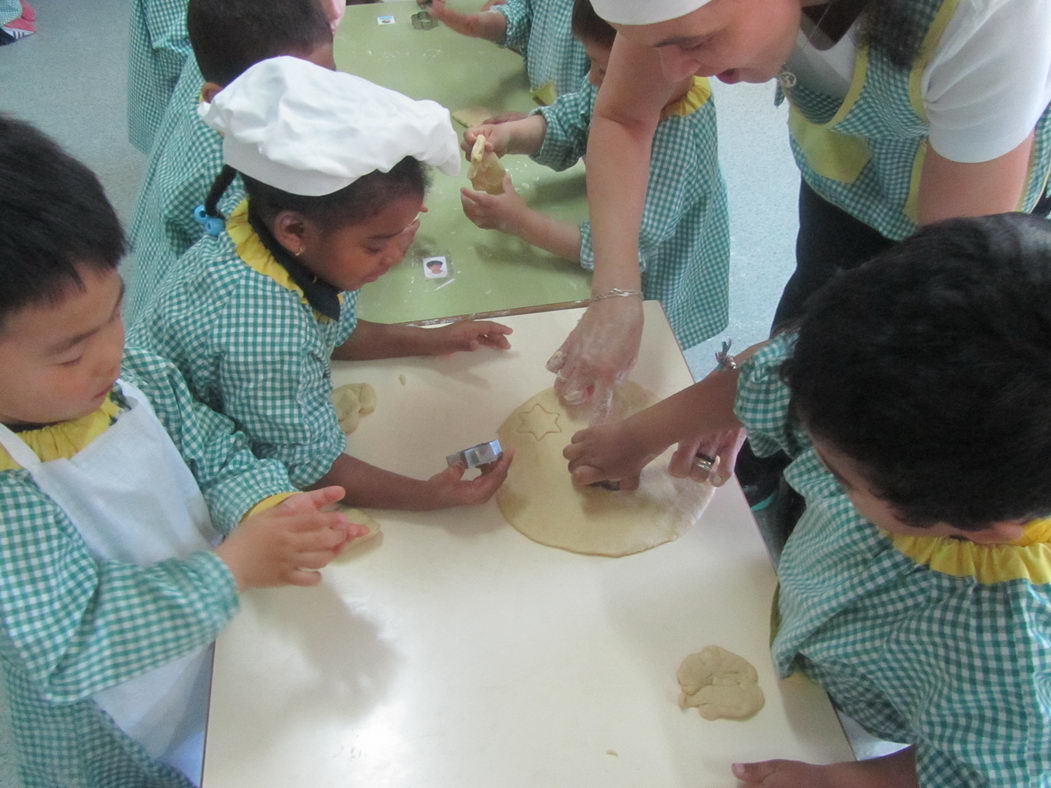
547;296;644;422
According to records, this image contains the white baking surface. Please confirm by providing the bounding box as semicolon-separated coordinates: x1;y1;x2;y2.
202;303;852;786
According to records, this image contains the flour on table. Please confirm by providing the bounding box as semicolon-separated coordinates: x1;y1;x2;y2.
495;385;712;556
676;645;764;721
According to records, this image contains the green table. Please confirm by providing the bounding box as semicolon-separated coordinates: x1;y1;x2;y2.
334;0;591;323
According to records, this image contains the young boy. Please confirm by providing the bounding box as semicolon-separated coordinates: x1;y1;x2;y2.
430;0;588;106
0;117;366;786
131;57;514;512
123;0;334;325
458;0;729;352
566;213;1051;786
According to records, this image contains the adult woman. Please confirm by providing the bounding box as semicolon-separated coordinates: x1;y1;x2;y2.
550;0;1051;470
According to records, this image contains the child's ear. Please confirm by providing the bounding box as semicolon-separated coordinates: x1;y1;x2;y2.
201;82;224;103
272;211;311;257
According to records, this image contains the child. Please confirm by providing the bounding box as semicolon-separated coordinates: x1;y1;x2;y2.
430;0;588;106
565;213;1051;786
127;0;191;153
123;0;335;326
131;57;514;512
459;0;729;353
0;0;34;46
0;117;367;787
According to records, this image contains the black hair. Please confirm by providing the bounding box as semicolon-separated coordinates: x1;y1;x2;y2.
0;115;125;330
571;0;615;49
187;0;332;86
783;213;1051;531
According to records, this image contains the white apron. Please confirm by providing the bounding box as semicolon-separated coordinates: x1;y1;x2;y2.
0;380;221;785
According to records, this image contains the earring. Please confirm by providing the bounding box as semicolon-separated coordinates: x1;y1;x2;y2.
295;247;305;257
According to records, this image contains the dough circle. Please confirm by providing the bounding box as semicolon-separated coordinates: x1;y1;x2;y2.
676;645;765;721
495;385;713;557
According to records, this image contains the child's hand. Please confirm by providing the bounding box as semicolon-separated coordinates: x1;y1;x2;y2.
462;124;513;157
563;421;660;491
430;0;483;36
426;320;513;353
216;486;369;590
460;175;527;233
421;450;514;509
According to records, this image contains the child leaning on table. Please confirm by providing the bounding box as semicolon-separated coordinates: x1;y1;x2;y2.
123;0;336;325
130;56;514;513
0;116;368;788
429;0;588;106
458;0;729;352
564;213;1051;787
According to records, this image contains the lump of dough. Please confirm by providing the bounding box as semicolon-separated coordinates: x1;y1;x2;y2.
468;134;506;195
676;645;765;721
331;383;377;434
495;385;712;557
334;505;382;558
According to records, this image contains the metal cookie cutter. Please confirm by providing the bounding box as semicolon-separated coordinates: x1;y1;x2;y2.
411;9;437;29
447;439;503;469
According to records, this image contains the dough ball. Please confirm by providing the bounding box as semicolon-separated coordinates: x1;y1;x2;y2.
495;385;712;557
676;645;764;721
331;383;377;434
468;134;506;195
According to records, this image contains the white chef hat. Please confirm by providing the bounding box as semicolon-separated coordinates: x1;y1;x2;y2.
199;56;461;197
590;0;711;26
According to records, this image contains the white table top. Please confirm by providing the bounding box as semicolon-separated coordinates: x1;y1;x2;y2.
202;303;852;786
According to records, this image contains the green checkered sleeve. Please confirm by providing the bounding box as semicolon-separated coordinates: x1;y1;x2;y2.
127;0;192;154
531;81;593;172
493;0;588;99
211;285;347;489
494;0;529;53
0;0;22;24
125;59;244;325
121;347;297;533
733;334;805;458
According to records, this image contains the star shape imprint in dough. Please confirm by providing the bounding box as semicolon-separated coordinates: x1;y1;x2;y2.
516;403;562;441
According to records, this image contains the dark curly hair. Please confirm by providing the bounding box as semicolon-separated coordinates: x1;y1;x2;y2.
783;213;1051;531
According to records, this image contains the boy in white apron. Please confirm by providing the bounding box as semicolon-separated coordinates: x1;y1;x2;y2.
0;116;368;787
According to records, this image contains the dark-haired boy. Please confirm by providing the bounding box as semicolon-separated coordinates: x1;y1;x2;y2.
567;213;1051;786
123;0;336;325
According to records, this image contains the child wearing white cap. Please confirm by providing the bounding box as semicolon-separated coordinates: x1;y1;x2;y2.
430;0;588;106
131;56;515;511
458;0;729;354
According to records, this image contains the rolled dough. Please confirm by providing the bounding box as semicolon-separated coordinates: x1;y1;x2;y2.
676;645;765;721
495;385;713;557
467;134;506;195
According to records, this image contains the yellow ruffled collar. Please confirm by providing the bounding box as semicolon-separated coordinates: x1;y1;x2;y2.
891;517;1051;585
662;77;713;119
0;392;123;471
225;200;343;321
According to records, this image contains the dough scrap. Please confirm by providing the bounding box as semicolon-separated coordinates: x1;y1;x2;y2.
467;134;506;195
451;106;494;128
332;383;377;434
334;505;382;558
676;645;765;721
495;385;713;557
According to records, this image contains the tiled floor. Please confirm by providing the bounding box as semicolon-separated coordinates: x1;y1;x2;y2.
0;0;895;780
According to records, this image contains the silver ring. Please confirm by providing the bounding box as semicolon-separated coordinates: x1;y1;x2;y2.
692;453;716;473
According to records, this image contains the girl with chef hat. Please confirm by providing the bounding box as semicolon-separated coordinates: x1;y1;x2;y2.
132;56;514;512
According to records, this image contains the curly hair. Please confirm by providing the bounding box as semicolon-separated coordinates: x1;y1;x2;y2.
783;213;1051;530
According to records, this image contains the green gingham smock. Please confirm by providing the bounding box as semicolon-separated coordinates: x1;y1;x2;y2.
734;334;1051;787
129;203;360;488
127;0;192;154
0;0;22;25
493;0;588;104
533;76;730;350
0;347;295;787
125;58;245;327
